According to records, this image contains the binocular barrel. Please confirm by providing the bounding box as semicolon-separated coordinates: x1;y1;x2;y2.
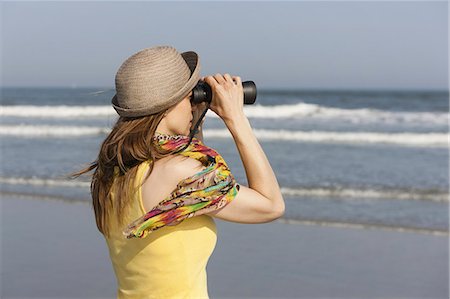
192;80;257;105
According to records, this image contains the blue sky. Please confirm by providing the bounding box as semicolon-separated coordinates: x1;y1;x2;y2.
1;1;448;90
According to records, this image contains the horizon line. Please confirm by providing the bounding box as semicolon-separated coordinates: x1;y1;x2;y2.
1;86;448;93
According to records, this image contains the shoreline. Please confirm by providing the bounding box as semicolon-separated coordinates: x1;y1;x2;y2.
1;191;447;237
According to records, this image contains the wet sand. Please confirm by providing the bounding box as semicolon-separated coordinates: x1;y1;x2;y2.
1;195;448;299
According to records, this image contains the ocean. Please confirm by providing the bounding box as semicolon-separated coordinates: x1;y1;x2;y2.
1;87;448;235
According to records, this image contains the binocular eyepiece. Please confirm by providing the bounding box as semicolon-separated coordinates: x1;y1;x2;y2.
191;80;257;105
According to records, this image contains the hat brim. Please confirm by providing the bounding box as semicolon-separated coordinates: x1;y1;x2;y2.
112;50;200;117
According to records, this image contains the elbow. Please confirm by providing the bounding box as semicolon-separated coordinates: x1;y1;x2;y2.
275;206;285;219
272;199;285;220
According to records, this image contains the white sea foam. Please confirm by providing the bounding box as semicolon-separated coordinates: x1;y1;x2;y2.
203;129;449;147
243;103;449;126
0;176;446;202
1;103;448;126
0;105;114;118
0;125;447;147
0;124;110;136
0;176;90;187
280;186;448;203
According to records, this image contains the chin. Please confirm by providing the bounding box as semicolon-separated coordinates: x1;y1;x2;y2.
180;127;189;136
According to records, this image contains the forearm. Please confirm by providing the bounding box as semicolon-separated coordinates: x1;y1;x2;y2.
225;115;284;211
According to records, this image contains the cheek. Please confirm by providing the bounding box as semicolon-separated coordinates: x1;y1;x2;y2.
173;111;189;125
185;103;193;119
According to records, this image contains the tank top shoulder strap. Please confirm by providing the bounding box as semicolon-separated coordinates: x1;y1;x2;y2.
132;160;153;216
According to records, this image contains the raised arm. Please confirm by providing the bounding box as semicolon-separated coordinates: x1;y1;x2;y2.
228;114;285;212
202;73;285;223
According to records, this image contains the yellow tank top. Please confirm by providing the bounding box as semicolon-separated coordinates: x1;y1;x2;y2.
104;160;218;299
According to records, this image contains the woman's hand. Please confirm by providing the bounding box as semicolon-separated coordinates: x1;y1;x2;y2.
202;73;244;124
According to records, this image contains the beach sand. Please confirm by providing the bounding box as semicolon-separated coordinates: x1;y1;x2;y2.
1;195;448;299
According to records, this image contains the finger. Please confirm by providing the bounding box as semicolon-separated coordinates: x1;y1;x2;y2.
223;73;234;84
203;76;217;87
232;76;242;87
213;73;226;85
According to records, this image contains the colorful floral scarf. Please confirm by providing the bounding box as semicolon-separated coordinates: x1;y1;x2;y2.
122;132;240;239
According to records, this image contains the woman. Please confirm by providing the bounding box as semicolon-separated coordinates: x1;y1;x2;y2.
70;45;285;299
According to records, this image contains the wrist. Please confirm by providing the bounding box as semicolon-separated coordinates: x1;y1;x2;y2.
224;114;250;134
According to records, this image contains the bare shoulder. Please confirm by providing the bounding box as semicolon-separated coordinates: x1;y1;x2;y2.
161;155;206;178
149;155;205;187
140;155;206;212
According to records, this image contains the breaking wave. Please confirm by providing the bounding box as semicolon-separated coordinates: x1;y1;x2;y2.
1;103;448;126
0;125;446;148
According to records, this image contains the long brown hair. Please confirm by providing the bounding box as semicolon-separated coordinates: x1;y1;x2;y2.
67;110;178;238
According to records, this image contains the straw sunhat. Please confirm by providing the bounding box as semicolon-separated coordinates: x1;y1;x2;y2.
111;45;201;117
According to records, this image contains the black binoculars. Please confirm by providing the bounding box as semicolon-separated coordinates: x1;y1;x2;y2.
176;79;257;153
191;80;257;105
